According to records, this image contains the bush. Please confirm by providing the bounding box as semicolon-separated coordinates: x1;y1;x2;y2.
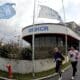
0;43;20;59
21;48;32;60
0;47;8;58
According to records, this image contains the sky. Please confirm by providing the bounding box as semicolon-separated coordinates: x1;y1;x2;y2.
0;0;80;45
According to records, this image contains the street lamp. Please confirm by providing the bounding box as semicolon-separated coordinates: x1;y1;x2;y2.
61;0;68;62
32;0;37;78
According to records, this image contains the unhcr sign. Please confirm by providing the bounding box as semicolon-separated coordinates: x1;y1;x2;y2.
28;26;48;33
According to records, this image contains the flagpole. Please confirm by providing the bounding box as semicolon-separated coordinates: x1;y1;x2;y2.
32;0;36;78
61;0;68;61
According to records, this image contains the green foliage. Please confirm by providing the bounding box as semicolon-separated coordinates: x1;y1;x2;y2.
21;48;32;60
0;43;20;59
0;42;32;60
0;47;8;58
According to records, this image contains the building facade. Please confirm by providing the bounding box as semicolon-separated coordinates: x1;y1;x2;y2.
22;23;80;59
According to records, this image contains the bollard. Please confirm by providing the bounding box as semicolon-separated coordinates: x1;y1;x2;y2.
6;64;13;79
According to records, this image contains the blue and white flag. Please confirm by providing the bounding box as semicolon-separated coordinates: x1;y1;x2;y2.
0;3;16;19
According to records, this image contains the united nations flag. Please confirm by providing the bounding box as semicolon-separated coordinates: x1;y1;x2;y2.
0;3;16;19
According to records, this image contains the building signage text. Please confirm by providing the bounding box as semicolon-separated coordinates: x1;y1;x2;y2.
28;26;48;33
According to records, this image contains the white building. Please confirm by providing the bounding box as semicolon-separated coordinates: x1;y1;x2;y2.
22;22;80;59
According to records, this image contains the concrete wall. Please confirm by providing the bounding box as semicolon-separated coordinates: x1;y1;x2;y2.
0;57;68;74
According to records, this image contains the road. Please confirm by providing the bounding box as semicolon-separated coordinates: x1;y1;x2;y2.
43;61;80;80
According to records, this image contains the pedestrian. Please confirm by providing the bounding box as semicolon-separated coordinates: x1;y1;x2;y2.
68;46;79;80
53;47;65;80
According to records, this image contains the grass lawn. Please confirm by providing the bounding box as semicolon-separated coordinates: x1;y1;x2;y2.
0;61;70;80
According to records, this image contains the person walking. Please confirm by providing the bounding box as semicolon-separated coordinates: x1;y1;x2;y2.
53;47;65;80
68;46;79;80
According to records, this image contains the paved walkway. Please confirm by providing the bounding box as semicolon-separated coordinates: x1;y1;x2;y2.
43;61;80;80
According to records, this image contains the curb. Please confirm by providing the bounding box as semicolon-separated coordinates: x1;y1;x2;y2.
33;65;71;80
0;77;16;80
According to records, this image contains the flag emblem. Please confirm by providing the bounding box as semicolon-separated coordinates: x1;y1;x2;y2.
38;5;62;22
0;3;16;19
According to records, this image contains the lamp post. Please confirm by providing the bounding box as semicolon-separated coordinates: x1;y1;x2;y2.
32;0;37;78
61;0;68;62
